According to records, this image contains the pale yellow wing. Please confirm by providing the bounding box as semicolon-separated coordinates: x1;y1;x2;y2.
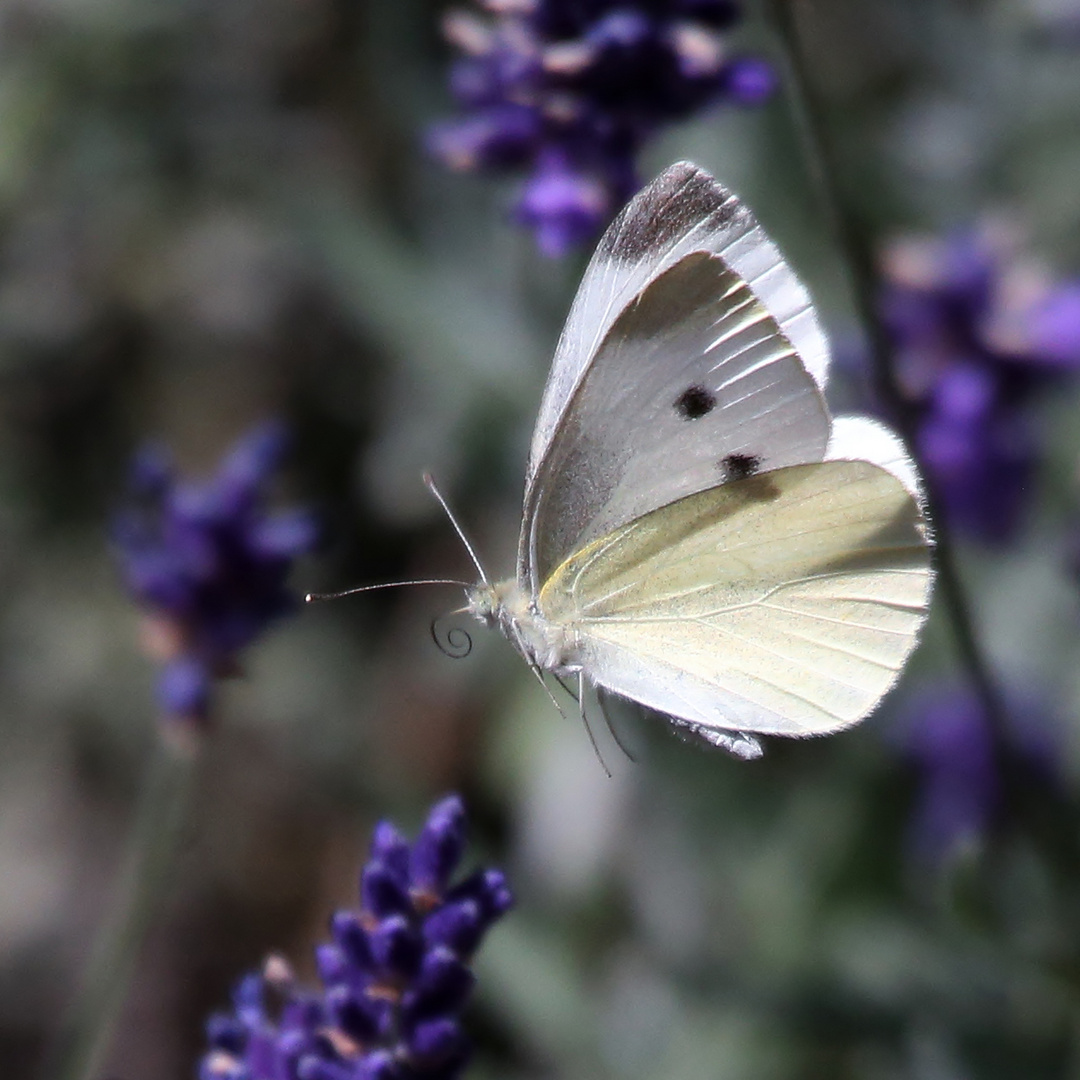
538;460;933;737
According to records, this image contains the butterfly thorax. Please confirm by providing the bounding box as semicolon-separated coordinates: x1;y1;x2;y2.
466;578;580;675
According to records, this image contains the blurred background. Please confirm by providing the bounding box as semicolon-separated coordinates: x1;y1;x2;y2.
4;0;1080;1077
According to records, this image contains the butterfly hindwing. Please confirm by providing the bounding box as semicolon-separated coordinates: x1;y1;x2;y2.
538;460;932;737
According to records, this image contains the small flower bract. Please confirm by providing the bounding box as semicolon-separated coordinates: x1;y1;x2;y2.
113;420;318;729
200;795;513;1080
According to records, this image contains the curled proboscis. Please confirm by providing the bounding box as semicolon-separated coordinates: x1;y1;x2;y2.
430;615;473;659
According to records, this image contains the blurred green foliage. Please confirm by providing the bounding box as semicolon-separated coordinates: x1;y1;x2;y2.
4;1;1080;1078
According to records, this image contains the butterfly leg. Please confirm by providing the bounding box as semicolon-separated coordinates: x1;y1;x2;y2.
523;657;614;776
526;661;571;723
552;673;580;704
578;671;613;779
596;688;639;765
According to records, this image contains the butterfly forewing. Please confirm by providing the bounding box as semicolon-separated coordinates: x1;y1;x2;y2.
521;246;831;590
522;163;831;576
538;460;932;736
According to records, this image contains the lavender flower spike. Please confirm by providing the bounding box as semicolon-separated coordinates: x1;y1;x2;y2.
430;0;776;255
200;795;513;1080
113;420;319;730
880;230;1080;542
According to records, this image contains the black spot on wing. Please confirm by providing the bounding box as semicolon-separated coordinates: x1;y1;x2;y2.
720;452;761;482
598;163;738;262
675;384;717;419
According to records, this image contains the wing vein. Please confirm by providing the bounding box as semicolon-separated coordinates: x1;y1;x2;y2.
575;535;929;613
758;601;920;635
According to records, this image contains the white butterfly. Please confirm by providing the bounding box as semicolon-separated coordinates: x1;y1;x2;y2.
311;162;933;759
458;161;933;760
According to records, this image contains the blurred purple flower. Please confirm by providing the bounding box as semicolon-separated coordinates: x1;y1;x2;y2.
430;0;775;255
898;687;1056;869
881;231;1080;542
113;420;318;729
1023;283;1080;366
1028;0;1080;42
200;795;513;1080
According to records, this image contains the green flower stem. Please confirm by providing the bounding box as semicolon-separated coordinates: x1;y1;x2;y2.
764;0;1009;741
46;734;200;1080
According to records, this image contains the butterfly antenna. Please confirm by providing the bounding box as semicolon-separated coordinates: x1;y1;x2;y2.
305;580;471;603
423;472;489;585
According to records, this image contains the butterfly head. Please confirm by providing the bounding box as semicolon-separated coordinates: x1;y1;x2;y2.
466;577;577;676
464;582;498;628
465;578;525;630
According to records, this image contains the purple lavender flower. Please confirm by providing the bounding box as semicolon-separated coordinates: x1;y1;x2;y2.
897;687;1056;869
430;0;776;255
200;795;514;1080
113;420;318;729
900;689;998;868
880;231;1080;542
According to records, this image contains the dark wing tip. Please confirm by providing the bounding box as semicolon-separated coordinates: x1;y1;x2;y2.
597;161;740;262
